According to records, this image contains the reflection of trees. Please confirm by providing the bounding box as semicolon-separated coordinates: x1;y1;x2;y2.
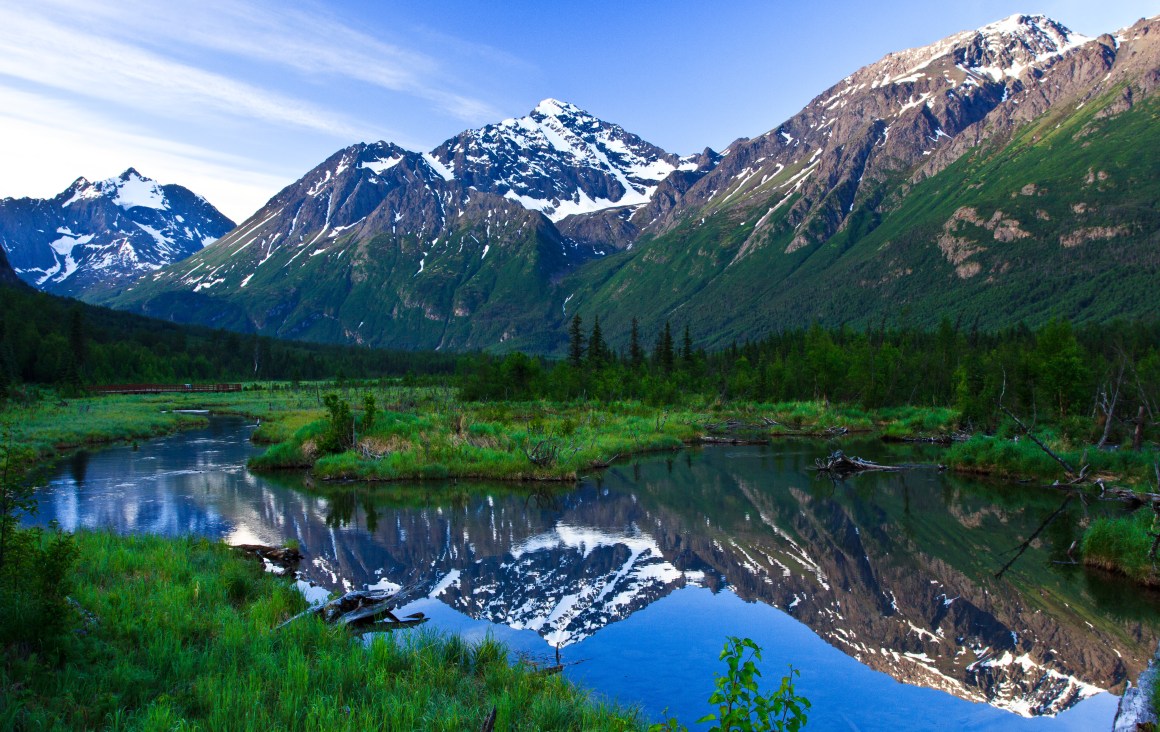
69;451;88;486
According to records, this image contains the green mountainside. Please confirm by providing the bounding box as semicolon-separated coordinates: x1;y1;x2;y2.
570;86;1160;350
91;15;1159;355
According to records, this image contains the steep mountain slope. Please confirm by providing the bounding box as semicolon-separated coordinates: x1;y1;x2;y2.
567;14;1160;348
0;170;234;299
103;102;696;350
100;14;1159;353
430;98;694;224
0;245;27;289
102;142;579;350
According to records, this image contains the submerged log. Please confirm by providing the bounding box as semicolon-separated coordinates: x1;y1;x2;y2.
232;544;302;575
813;450;901;476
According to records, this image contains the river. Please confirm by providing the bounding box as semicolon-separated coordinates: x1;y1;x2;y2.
27;416;1160;730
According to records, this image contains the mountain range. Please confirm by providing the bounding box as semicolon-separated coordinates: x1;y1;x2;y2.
3;13;1156;352
0;169;234;299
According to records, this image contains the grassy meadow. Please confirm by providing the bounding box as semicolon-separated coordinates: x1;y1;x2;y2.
0;531;640;731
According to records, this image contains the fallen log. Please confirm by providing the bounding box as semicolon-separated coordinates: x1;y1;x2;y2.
278;585;427;631
232;544;302;575
813;450;901;476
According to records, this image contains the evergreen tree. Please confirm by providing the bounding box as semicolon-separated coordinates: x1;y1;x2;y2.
629;317;645;370
588;315;607;366
681;324;694;367
568;314;585;368
655;321;675;375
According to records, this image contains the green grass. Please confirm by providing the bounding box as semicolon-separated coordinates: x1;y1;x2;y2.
0;395;207;477
248;394;964;482
0;531;641;731
947;431;1160;487
1081;509;1158;586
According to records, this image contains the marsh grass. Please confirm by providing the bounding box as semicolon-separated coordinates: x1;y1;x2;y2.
947;432;1160;486
1081;509;1158;585
250;395;963;483
0;531;640;731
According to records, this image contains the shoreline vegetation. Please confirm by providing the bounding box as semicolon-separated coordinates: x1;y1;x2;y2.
4;385;1158;588
3;313;1160;727
0;531;642;730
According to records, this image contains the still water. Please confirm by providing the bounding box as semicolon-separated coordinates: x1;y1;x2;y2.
28;417;1160;730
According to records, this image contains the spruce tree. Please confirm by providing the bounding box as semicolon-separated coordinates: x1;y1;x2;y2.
629;317;644;370
681;324;694;367
68;307;88;379
655;321;675;375
588;315;607;366
568;314;585;368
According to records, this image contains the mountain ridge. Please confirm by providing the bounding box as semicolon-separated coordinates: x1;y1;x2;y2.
91;12;1160;352
0;169;235;299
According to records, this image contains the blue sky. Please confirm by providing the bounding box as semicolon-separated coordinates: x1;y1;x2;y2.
0;0;1155;222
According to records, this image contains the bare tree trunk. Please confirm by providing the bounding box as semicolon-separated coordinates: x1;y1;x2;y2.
1096;360;1125;449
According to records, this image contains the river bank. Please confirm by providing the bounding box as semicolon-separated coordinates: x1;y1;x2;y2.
0;531;640;730
7;386;1158;592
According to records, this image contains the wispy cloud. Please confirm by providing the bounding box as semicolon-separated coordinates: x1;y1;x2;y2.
0;87;295;222
11;0;503;124
0;7;378;140
0;0;524;219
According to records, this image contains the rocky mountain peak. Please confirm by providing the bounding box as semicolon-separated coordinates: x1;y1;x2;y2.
0;170;234;298
531;97;585;119
429;98;684;221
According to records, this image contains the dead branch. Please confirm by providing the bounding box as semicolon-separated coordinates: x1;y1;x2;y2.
813;450;901;477
997;402;1078;478
232;544;302;575
277;584;427;631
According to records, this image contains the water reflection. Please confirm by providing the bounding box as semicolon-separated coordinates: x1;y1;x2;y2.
28;418;1159;729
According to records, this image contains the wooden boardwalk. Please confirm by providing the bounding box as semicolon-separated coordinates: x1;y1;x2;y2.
85;383;244;395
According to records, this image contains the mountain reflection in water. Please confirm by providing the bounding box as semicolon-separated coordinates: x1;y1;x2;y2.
30;418;1158;729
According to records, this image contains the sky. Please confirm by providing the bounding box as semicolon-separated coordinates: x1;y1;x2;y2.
0;0;1155;223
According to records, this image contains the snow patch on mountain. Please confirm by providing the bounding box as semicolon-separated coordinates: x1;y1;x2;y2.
431;98;682;221
0;168;234;298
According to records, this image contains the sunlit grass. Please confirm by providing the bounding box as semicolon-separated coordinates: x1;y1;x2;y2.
0;531;641;731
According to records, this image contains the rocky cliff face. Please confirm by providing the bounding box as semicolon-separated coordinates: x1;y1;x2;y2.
0;169;234;298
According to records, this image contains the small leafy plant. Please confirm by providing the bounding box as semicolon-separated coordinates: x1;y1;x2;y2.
649;636;810;732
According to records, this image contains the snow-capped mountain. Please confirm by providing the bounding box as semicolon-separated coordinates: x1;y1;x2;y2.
99;100;692;349
625;14;1100;255
430;98;693;221
104;13;1160;350
0;169;235;298
564;13;1160;348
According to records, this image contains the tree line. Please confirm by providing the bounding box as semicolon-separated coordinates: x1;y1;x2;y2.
461;313;1160;436
0;285;458;391
5;278;1159;443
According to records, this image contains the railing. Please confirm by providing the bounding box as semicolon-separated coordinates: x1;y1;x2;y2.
85;383;244;394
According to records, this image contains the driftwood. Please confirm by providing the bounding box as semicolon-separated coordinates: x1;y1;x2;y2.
480;707;497;732
883;431;971;445
233;544;302;575
278;586;427;632
997;402;1079;477
813;450;902;477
